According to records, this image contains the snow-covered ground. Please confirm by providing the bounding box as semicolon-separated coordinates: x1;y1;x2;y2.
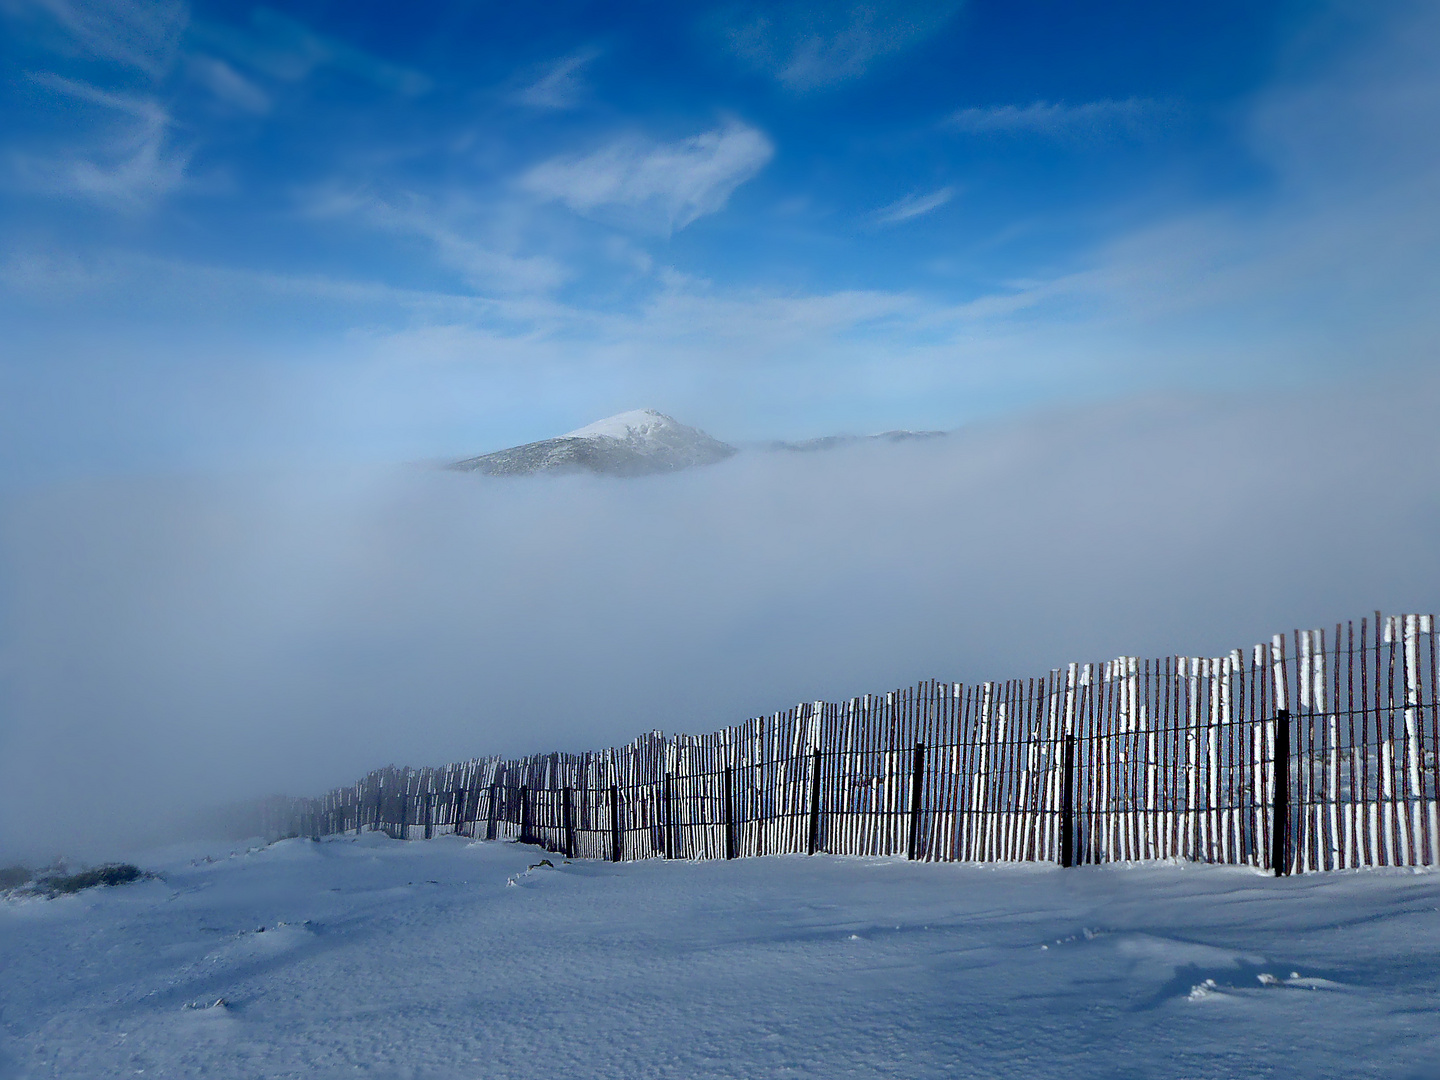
3;837;1438;1079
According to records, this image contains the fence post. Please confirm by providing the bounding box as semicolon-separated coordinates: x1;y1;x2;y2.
724;766;737;860
520;785;531;845
1272;710;1291;877
424;790;434;841
1060;732;1076;867
562;785;575;860
807;749;823;856
610;783;623;862
907;741;926;861
663;774;675;859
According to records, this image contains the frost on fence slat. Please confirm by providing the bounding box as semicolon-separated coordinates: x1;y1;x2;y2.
1425;614;1440;867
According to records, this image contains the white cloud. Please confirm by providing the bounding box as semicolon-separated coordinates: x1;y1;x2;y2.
187;53;269;112
521;120;774;233
18;73;188;208
872;186;954;226
945;98;1159;139
6;0;187;77
513;48;600;110
723;0;963;91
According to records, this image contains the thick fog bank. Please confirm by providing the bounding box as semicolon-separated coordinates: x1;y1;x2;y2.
2;378;1437;860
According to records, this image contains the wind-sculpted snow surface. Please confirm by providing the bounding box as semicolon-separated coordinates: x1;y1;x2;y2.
2;836;1437;1079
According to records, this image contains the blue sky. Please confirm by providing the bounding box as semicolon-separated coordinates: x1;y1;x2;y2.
1;0;1437;481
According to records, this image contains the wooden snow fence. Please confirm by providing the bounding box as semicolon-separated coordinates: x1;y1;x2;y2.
277;612;1440;875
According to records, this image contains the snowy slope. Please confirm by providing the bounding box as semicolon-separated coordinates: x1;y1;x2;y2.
449;409;735;477
561;408;687;439
3;837;1439;1079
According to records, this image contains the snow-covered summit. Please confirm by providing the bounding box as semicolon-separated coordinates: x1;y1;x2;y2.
449;409;736;477
562;408;680;440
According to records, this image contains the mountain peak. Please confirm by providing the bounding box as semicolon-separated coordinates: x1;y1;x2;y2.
449;409;736;477
562;408;680;440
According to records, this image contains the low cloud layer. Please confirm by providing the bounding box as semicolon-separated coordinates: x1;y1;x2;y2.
3;375;1437;861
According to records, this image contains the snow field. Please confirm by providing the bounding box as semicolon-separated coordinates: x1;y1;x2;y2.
2;834;1438;1079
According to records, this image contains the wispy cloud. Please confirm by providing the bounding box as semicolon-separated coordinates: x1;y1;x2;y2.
520;120;774;233
513;47;600;110
945;98;1160;139
872;186;954;226
722;0;963;91
186;54;269;113
7;0;187;77
190;8;430;95
4;0;1438;486
306;187;569;295
17;73;188;208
